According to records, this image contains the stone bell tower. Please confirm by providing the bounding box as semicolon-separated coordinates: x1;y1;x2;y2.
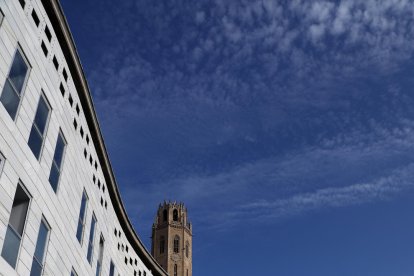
151;201;192;276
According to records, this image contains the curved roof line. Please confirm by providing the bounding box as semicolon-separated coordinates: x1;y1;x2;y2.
40;1;167;275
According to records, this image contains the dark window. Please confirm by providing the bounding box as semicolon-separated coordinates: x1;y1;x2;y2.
117;243;120;250
73;119;78;130
114;229;117;236
63;68;68;81
75;104;80;115
126;245;129;252
87;214;97;263
93;174;96;183
109;261;115;276
89;156;92;165
48;131;66;192
124;257;127;265
100;197;103;206
68;94;73;106
30;219;50;276
130;257;132;265
0;9;4;26
44;26;52;42
135;259;137;265
41;41;48;57
28;94;51;159
59;83;65;96
19;0;26;8
31;9;40;27
86;135;90;145
174;265;177;276
159;236;165;254
102;184;105;193
186;242;189;258
104;201;107;209
0;48;30;120
163;209;168;222
134;271;137;276
95;235;104;276
94;161;97;170
173;209;178;221
52;56;59;70
80;127;84;138
98;180;101;189
0;152;5;175
1;183;31;268
174;236;180;253
83;149;87;159
76;191;88;243
70;268;78;276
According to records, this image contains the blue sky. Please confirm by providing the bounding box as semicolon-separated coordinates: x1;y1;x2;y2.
61;0;414;275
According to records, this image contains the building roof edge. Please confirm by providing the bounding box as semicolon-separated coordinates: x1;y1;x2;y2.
40;1;168;275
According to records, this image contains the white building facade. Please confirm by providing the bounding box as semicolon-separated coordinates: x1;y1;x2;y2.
0;0;167;276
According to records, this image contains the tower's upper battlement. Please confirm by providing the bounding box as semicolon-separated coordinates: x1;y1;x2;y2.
153;200;192;233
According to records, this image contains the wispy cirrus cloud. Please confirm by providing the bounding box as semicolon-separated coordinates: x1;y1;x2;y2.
67;0;414;236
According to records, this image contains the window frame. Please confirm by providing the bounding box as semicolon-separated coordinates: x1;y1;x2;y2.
86;213;97;264
0;45;31;121
95;234;105;276
70;268;78;276
48;130;67;193
0;151;5;176
1;181;32;269
30;217;51;276
173;235;180;254
76;190;88;245
159;236;165;254
0;9;4;27
28;92;52;160
173;209;178;221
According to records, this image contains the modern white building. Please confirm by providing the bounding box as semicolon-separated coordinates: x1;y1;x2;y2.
0;0;167;275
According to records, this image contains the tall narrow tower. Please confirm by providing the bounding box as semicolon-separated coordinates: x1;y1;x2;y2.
152;201;192;276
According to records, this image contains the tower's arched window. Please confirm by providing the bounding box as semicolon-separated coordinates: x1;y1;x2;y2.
159;236;165;254
185;241;189;258
174;264;178;276
173;235;180;253
163;209;168;222
173;209;178;221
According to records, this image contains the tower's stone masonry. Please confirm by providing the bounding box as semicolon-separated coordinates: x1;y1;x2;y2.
152;202;192;276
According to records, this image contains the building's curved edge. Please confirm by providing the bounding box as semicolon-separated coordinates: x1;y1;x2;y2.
39;1;168;275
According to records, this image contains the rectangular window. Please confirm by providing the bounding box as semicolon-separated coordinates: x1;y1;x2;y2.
95;235;104;276
19;0;26;9
31;9;40;27
76;190;88;243
48;131;66;192
59;83;65;96
0;9;4;26
45;26;52;42
63;68;68;81
109;261;115;276
1;183;31;268
52;56;59;70
28;93;51;159
0;48;30;120
87;214;96;264
41;41;48;57
30;218;50;276
0;152;5;175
